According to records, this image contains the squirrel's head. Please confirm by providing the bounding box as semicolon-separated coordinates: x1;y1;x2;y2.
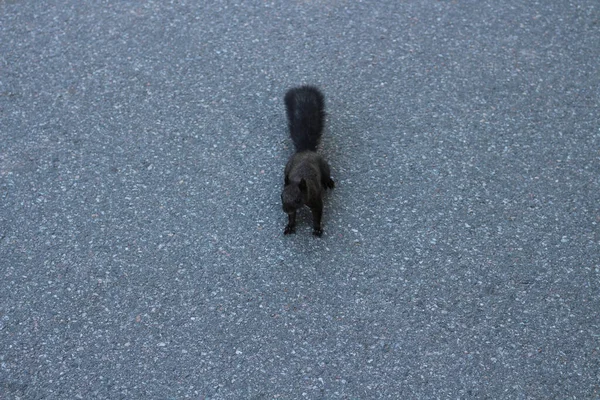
281;178;307;213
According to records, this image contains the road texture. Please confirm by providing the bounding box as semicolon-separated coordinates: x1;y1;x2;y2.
1;1;599;398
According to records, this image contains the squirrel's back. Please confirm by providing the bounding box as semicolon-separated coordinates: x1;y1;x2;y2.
284;86;325;152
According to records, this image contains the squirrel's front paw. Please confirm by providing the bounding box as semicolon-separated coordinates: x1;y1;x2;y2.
312;227;323;237
326;179;335;189
284;225;296;235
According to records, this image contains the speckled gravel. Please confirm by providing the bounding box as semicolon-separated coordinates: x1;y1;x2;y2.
1;1;599;398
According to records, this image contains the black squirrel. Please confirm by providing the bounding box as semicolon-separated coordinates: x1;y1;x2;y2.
281;85;335;237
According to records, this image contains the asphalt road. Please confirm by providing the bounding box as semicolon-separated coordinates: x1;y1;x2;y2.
1;1;599;398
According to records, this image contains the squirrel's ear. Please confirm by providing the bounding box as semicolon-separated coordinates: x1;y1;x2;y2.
299;178;307;192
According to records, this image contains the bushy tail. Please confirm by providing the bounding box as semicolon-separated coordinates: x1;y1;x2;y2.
284;85;325;152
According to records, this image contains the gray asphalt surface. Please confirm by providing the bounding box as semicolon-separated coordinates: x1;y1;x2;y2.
1;1;599;399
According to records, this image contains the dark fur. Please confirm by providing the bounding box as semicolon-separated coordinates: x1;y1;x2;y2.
281;86;334;237
284;86;325;152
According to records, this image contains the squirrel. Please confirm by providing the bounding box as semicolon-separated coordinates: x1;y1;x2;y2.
281;85;335;237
